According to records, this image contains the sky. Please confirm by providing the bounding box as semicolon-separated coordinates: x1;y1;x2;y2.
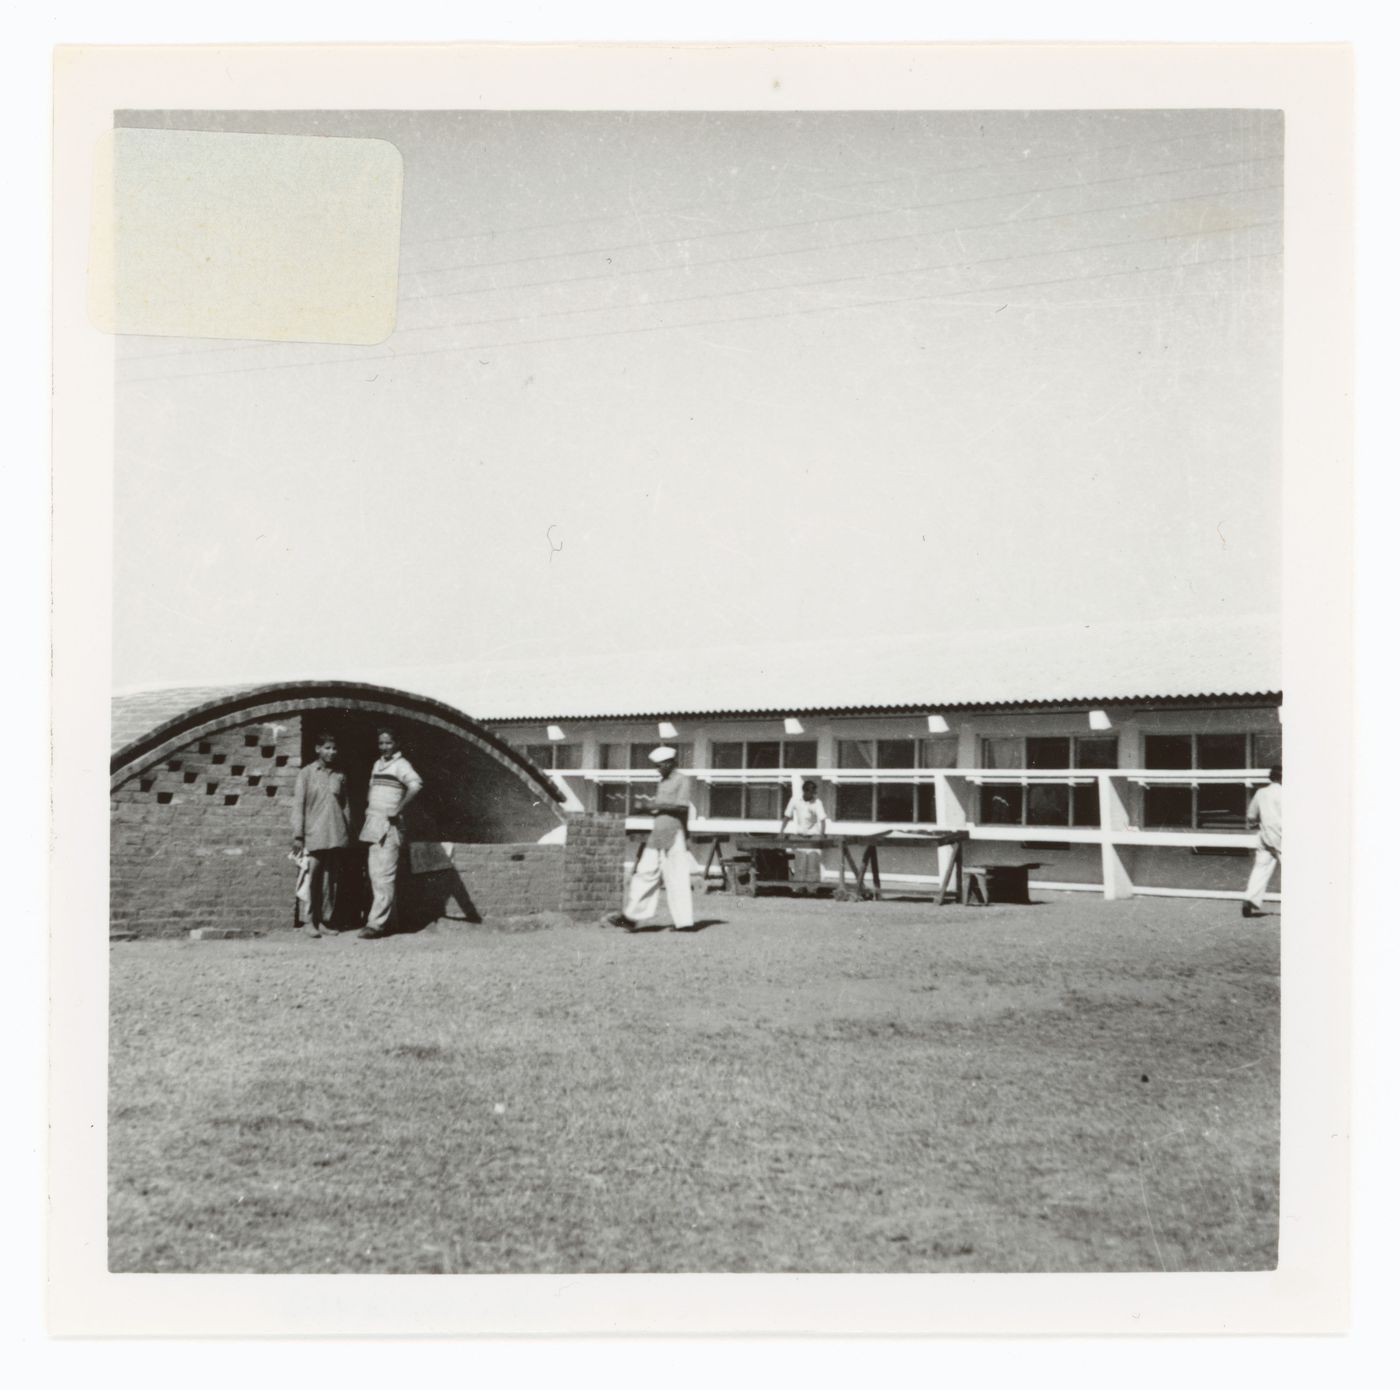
112;109;1283;691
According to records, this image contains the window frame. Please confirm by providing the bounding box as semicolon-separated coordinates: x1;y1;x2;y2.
1140;731;1280;831
828;736;954;825
976;735;1119;828
704;740;819;821
708;780;790;822
522;741;582;771
593;741;694;816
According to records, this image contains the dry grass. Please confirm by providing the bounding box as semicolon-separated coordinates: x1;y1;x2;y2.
108;891;1279;1273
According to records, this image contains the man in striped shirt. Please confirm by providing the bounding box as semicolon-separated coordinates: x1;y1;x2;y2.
357;726;424;939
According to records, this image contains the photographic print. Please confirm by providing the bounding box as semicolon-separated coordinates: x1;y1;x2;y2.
50;43;1352;1335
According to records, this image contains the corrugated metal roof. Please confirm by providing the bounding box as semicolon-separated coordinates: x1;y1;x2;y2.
372;614;1281;721
114;614;1280;739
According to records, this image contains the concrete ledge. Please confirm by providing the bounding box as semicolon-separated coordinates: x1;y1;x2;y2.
188;927;267;940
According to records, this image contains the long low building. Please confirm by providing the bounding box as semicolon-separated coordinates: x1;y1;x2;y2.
470;615;1283;902
491;696;1280;901
110;615;1282;923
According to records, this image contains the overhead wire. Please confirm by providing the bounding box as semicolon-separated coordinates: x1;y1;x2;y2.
397;191;1284;338
117;178;1282;366
400;119;1266;249
117;234;1281;388
397;153;1281;285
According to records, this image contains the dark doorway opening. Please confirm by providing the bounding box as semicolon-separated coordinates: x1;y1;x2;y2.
297;709;563;932
299;713;381;930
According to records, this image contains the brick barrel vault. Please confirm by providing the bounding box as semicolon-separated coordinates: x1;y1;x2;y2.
110;681;576;938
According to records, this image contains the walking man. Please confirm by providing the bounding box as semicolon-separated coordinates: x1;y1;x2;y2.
1242;763;1282;918
604;746;696;933
780;778;829;894
291;731;351;937
358;726;423;940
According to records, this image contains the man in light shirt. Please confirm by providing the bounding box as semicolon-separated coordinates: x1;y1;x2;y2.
780;779;829;895
603;746;696;933
358;726;424;940
1242;763;1282;919
291;731;351;938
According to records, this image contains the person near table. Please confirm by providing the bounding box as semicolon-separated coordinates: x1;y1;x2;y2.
1241;763;1282;919
357;726;423;939
290;730;351;937
603;746;696;933
780;778;829;895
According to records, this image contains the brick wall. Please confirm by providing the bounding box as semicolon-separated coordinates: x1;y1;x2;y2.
112;724;626;935
406;819;626;924
407;842;565;924
559;812;628;920
110;715;304;937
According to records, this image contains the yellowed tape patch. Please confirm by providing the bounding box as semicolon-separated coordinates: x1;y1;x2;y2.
90;128;402;344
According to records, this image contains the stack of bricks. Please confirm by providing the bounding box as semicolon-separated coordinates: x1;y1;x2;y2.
559;812;628;920
110;715;303;938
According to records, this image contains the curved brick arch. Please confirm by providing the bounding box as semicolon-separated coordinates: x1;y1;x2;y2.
110;680;565;815
109;681;628;939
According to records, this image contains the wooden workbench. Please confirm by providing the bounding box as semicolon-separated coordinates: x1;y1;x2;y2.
732;829;970;903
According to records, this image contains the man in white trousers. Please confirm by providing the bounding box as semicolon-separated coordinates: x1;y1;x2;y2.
603;746;696;933
357;726;424;939
1241;763;1282;919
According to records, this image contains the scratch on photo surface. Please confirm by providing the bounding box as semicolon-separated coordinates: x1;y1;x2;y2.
1137;1142;1168;1272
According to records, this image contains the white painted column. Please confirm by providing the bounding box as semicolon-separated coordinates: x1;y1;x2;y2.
1099;772;1134;900
935;772;972;883
939;720;979;885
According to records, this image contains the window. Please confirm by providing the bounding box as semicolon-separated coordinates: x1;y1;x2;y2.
628;741;693;769
711;742;743;769
1197;733;1248;768
1142;731;1279;830
599;779;695;817
838;737;957;770
706;739;805;820
1026;784;1071;826
1197;783;1249;830
982;785;1023;825
709;781;786;820
1026;737;1071;770
524;742;582;771
837;739;875;769
876;739;913;768
919;737;959;768
1074;737;1120;769
977;736;1118;826
1253;731;1283;767
595;742;693;815
832;736;951;824
832;782;936;824
595;741;693;770
834;783;873;821
783;740;819;769
1144;735;1193;770
980;737;1023;770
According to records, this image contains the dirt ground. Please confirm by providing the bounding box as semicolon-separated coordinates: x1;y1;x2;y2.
108;889;1279;1273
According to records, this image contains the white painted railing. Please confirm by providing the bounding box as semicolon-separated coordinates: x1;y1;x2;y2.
584;766;1277;902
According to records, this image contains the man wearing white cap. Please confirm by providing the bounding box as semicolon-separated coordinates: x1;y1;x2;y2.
603;746;696;933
